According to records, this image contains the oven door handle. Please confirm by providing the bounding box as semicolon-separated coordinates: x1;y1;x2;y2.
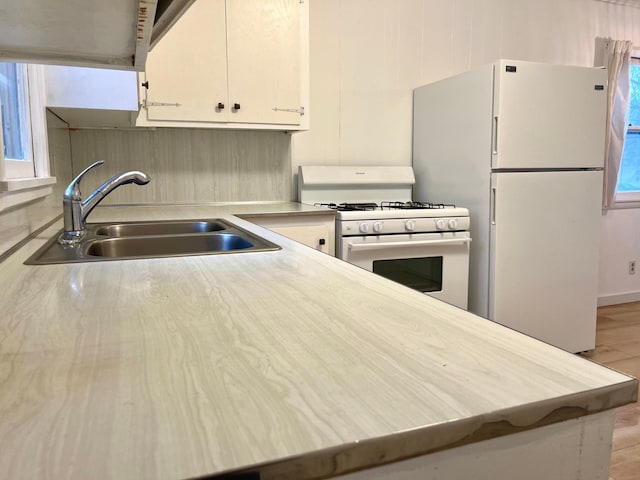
348;237;471;251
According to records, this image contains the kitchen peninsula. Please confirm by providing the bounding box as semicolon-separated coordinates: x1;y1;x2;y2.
0;203;637;480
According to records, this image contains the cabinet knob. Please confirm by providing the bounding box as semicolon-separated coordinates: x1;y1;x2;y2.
233;103;241;110
217;102;225;109
141;81;149;89
319;238;326;245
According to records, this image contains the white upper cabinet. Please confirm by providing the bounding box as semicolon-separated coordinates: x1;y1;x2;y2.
44;66;140;128
0;0;196;71
141;0;229;122
137;0;308;129
226;0;301;125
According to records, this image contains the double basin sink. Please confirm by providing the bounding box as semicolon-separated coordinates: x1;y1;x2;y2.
26;219;281;265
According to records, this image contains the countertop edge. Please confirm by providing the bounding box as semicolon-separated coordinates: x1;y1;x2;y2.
209;378;639;480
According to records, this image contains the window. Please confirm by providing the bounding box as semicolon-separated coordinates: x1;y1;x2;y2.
0;62;55;210
0;63;35;178
615;57;640;203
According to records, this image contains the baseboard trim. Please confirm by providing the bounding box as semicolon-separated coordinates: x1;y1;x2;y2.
598;292;640;307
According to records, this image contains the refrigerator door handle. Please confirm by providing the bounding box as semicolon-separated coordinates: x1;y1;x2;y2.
492;116;499;155
491;187;497;225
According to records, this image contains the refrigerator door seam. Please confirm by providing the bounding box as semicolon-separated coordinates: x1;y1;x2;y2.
491;168;604;173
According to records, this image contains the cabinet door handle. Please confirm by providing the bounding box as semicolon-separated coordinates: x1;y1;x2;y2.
233;103;241;110
141;81;149;89
217;102;225;109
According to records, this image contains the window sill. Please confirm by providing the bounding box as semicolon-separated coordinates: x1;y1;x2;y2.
0;177;57;213
611;191;640;209
0;176;56;192
610;202;640;209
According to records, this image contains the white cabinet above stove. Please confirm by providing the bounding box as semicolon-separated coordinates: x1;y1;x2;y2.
0;0;195;71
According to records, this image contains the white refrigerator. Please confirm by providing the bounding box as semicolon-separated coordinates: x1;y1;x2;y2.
412;59;607;353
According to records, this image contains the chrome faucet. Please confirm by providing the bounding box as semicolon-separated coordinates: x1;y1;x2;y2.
58;160;151;245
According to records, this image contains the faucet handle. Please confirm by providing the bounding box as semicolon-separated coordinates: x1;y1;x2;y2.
65;160;104;199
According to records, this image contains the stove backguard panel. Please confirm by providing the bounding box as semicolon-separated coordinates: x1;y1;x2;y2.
298;165;415;205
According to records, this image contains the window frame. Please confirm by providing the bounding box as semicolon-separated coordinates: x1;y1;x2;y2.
2;63;35;178
0;63;56;211
613;56;640;207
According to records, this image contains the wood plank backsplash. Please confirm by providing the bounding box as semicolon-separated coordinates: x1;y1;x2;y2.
70;128;293;204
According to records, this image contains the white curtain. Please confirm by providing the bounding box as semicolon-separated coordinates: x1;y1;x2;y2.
595;38;633;209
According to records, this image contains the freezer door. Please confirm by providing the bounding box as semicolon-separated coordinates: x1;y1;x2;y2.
492;60;607;170
489;170;602;352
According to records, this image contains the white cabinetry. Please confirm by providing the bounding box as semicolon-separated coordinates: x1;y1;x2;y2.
137;0;308;130
44;65;139;128
0;0;196;71
334;412;615;480
243;213;336;255
42;0;308;130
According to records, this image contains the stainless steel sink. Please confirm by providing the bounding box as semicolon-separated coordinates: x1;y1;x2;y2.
87;233;254;258
95;220;227;237
25;219;280;264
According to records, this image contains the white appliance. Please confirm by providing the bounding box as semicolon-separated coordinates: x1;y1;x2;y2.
412;59;606;353
299;166;471;309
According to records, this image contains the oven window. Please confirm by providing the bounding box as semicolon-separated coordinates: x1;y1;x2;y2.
373;257;443;292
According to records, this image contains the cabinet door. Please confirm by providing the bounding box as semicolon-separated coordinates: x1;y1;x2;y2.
143;0;228;122
243;213;336;255
226;0;301;125
269;225;332;254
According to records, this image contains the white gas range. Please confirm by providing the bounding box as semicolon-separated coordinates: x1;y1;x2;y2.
299;166;471;309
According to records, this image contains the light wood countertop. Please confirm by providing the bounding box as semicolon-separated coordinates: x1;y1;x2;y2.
0;203;637;479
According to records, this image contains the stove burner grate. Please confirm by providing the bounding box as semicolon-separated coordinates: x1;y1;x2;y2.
315;201;458;211
380;201;457;210
315;202;379;211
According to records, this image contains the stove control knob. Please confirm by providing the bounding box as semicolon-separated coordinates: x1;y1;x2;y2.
448;219;458;230
359;222;370;233
405;220;416;232
373;221;383;233
435;219;446;230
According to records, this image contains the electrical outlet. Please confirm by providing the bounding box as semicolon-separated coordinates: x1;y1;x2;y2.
630;261;637;275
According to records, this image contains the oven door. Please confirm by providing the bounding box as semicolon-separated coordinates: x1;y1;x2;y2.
340;232;471;309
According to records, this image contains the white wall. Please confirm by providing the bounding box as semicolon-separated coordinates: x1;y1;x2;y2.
292;0;640;303
599;208;640;305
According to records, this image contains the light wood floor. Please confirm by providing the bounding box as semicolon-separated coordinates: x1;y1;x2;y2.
580;302;640;480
